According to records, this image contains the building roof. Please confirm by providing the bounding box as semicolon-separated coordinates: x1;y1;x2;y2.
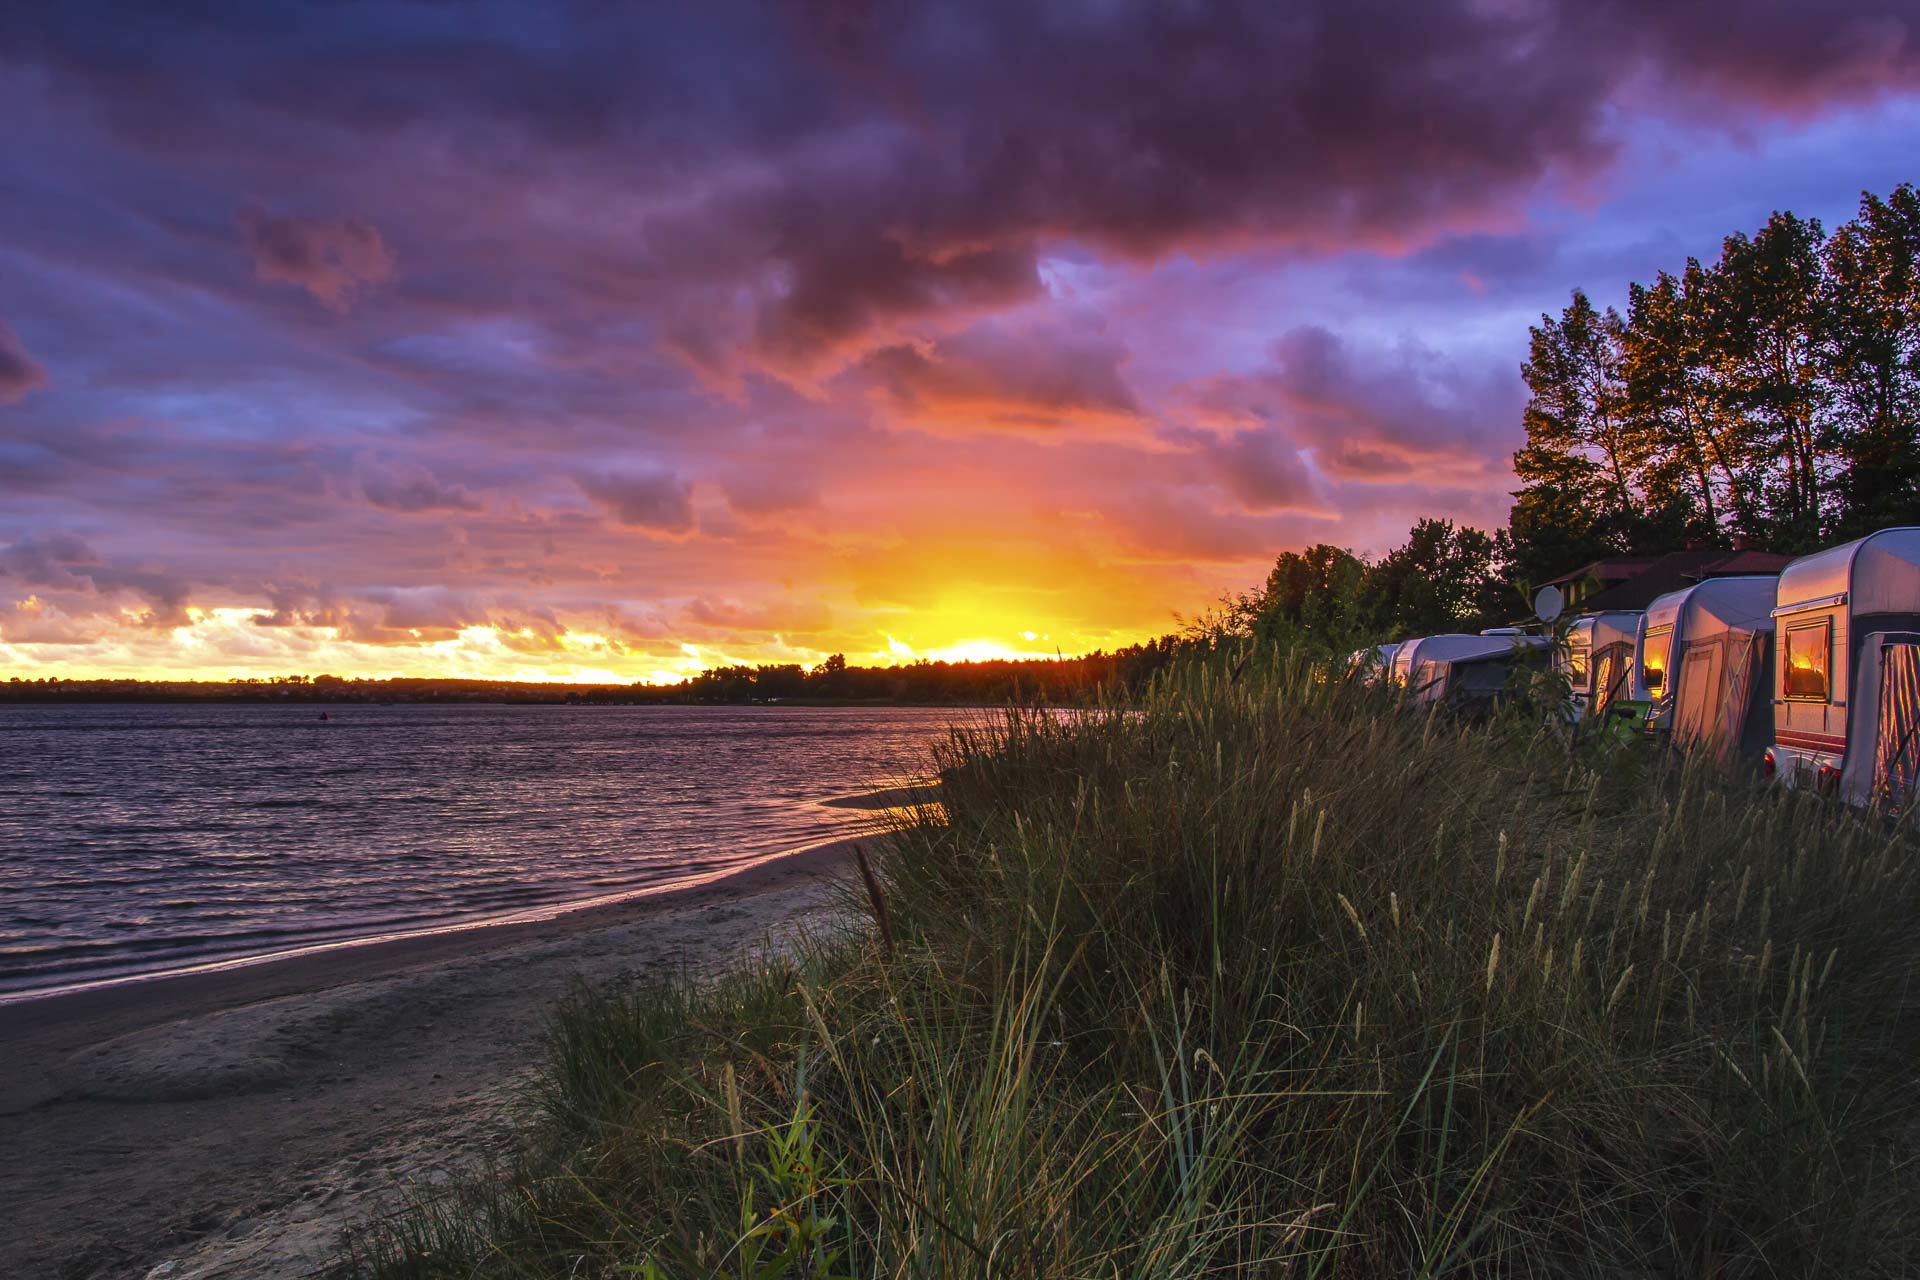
1550;548;1793;612
1539;557;1661;590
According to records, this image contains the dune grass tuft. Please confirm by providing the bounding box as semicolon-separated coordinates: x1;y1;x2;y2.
340;650;1920;1277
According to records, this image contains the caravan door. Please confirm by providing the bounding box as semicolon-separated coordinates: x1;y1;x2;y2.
1873;637;1920;813
1673;640;1725;747
1591;644;1624;718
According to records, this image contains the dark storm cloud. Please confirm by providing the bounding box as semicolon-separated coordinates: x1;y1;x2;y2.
0;321;50;404
666;0;1918;371
1616;0;1916;110
237;207;396;310
10;0;1915;378
576;469;696;534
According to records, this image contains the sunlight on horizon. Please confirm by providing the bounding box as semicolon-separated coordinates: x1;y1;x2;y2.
1;603;1141;683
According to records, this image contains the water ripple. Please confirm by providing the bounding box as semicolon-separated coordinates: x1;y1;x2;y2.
0;704;962;996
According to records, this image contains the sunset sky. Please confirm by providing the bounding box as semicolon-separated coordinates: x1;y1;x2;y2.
3;3;1919;683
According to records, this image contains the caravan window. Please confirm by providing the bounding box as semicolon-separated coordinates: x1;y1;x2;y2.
1641;626;1672;692
1783;620;1832;701
1567;640;1590;684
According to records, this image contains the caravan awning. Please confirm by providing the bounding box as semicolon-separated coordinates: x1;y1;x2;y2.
1772;592;1847;618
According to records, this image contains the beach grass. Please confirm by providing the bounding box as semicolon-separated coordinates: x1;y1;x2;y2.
340;650;1920;1277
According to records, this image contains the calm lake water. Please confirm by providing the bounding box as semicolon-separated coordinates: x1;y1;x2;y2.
0;703;968;999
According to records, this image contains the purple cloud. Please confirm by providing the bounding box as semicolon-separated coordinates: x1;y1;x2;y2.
0;533;100;588
720;471;822;518
362;465;482;514
577;469;696;534
1193;429;1321;513
237;207;396;311
1191;326;1524;483
0;534;190;626
0;321;50;404
857;321;1139;431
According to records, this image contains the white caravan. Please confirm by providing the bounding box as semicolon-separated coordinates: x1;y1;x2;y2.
1764;528;1920;808
1561;611;1641;722
1633;576;1779;760
1393;633;1550;708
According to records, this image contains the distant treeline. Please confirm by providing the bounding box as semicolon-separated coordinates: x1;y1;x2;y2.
675;647;1184;702
0;675;666;705
0;645;1193;706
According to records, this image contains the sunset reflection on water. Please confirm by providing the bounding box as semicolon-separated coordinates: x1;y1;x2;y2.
0;704;963;998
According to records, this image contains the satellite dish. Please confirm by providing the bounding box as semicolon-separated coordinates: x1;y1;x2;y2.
1533;584;1565;623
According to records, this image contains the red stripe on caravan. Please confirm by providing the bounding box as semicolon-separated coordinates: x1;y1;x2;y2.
1776;730;1847;751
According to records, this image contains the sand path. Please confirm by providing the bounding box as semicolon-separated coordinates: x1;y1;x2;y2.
0;839;863;1280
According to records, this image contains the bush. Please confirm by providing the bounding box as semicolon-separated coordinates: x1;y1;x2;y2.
342;648;1920;1277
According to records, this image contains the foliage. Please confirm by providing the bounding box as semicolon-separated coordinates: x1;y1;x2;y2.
1513;183;1920;569
340;653;1920;1278
1366;519;1515;638
1206;519;1522;663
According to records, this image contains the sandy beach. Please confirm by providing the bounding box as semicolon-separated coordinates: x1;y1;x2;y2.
0;837;865;1280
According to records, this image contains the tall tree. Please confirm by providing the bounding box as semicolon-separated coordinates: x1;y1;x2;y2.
1716;211;1830;547
1510;291;1645;580
1620;264;1752;541
1823;185;1920;535
1519;291;1638;510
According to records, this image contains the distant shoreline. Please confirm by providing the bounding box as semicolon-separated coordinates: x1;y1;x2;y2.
0;693;1010;707
0;652;1142;708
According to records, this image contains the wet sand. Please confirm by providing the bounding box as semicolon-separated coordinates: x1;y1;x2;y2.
0;837;864;1280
